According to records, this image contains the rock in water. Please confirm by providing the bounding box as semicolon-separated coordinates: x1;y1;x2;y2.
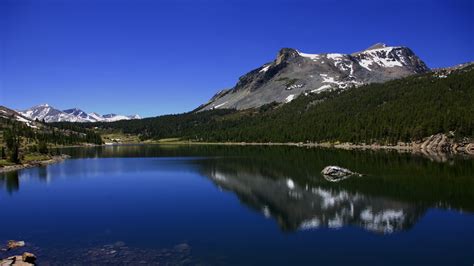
321;166;360;181
0;252;36;266
22;253;36;264
6;241;25;250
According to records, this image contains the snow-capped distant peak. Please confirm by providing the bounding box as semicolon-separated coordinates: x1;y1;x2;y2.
19;104;142;123
88;112;103;121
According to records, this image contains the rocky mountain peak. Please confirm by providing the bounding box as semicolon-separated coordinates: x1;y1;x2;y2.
276;48;299;64
199;43;430;111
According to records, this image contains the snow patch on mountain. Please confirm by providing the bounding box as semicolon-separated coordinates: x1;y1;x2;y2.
297;51;320;61
356;47;404;70
311;84;332;93
214;101;228;109
259;64;271;73
285;94;295;103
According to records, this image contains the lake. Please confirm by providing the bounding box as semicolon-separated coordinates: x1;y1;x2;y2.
1;145;473;265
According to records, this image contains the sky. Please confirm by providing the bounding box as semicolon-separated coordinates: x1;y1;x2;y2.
1;0;473;117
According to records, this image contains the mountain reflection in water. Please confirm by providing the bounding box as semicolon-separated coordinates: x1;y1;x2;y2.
197;158;425;234
2;144;473;236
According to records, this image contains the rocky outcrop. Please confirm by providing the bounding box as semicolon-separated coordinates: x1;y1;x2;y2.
415;133;474;155
420;134;452;153
465;143;474;155
6;241;25;251
21;253;35;264
1;241;36;266
0;253;36;266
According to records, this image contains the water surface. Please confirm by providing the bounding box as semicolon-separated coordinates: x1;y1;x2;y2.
1;145;473;265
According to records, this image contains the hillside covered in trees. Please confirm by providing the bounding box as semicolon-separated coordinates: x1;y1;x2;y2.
56;64;474;145
0;112;102;165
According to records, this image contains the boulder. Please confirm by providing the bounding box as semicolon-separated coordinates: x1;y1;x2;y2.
6;241;25;250
0;252;36;266
321;166;360;181
21;253;36;264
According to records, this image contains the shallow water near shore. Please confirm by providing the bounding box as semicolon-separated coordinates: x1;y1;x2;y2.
1;145;473;265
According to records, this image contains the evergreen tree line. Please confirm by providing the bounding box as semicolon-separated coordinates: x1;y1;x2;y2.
64;65;474;144
1;118;103;163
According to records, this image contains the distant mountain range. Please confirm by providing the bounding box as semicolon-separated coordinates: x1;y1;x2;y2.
18;104;141;123
0;105;104;148
198;43;429;111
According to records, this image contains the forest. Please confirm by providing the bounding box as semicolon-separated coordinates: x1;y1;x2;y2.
53;64;474;145
1;117;102;163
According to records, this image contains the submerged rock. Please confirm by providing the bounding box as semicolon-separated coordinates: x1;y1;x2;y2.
0;252;36;266
21;253;36;264
6;241;25;251
321;166;361;182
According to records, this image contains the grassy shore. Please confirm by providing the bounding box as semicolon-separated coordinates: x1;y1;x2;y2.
0;153;70;173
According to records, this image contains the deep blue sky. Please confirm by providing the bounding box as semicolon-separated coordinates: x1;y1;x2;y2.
1;0;473;117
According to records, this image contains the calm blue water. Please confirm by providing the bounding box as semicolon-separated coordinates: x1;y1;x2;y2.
1;145;473;265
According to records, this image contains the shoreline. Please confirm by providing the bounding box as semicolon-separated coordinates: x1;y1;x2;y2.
101;138;474;157
53;132;473;157
0;154;71;174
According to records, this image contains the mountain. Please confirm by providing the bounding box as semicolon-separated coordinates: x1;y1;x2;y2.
19;104;142;123
198;43;429;111
77;62;473;151
0;105;103;149
202;161;424;233
63;108;93;120
0;105;41;129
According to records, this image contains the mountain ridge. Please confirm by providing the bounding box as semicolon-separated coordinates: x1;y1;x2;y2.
74;62;473;153
19;104;141;123
198;43;429;111
0;105;41;129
